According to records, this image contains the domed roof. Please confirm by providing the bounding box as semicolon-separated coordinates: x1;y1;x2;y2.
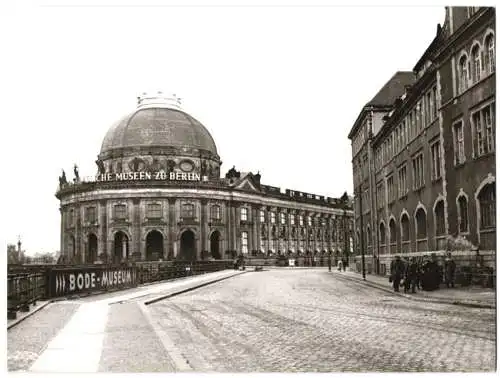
100;92;218;156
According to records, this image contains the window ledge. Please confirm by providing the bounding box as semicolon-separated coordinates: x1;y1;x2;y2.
473;152;495;162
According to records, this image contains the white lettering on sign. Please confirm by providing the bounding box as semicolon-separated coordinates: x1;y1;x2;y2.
101;270;132;287
95;171;200;182
57;270;133;294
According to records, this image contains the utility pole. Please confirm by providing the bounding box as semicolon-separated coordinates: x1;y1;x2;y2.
358;189;366;280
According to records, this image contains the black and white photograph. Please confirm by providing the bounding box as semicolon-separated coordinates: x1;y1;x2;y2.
2;0;497;374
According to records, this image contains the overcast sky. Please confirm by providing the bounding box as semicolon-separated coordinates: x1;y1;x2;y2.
1;2;452;254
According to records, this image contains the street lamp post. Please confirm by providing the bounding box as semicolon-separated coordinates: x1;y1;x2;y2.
358;189;366;280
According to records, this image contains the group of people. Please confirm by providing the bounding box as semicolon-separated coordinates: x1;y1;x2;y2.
327;253;347;272
389;253;456;293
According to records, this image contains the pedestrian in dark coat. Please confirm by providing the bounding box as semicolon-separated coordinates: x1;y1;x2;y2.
405;257;419;293
444;253;456;288
327;252;332;272
390;256;405;292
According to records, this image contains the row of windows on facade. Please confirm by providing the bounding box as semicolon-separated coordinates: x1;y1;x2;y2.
358;33;495;183
65;203;345;228
363;185;495;248
260;224;346;240
369;101;496;207
457;31;495;94
240;233;342;255
368;85;438;178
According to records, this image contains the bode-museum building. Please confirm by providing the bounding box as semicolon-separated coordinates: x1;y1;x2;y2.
56;92;354;263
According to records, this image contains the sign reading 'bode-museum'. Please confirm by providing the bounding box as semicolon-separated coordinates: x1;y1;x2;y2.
96;171;201;182
50;267;137;296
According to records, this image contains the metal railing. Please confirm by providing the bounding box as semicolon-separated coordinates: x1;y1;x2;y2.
7;260;234;319
135;260;233;284
7;272;46;320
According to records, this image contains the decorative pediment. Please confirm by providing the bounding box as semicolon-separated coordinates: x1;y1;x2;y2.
231;172;262;192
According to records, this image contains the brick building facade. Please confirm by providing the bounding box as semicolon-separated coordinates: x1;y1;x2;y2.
348;7;495;275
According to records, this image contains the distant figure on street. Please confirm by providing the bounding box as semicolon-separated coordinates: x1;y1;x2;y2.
327;252;332;272
342;258;347;272
444;252;456;288
390;255;405;292
338;259;343;271
405;257;419;293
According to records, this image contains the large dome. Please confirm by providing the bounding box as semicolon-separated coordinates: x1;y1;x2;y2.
99;92;218;157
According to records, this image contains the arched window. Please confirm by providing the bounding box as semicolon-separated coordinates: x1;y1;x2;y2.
434;200;445;236
459;55;468;92
458;196;469;233
415;208;427;239
401;214;410;241
379;222;386;245
471;45;481;83
485;34;495;74
478;183;496;229
389;219;397;244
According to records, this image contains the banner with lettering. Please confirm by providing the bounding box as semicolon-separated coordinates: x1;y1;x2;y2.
48;266;138;297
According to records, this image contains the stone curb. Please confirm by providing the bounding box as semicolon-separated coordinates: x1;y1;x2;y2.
333;272;496;309
144;271;247;305
7;301;53;330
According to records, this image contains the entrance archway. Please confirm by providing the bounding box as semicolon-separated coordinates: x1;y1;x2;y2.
210;231;221;259
113;231;129;262
180;230;196;261
87;233;98;263
146;230;164;261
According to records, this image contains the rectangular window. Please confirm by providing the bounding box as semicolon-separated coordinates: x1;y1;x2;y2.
398;165;408;198
307;216;312;227
432;86;437;120
377;182;384;209
290;214;295;225
412;152;425;190
86;206;97;223
270;212;276;224
299;215;304;226
387;175;395;203
472;111;483;157
114;204;127;220
484;103;495;153
241;231;248;254
259;210;265;223
471;103;495;157
280;213;286;225
181;203;195;218
430;141;442;181
146;203;162;219
453;120;465;165
211;205;221;220
241;207;248;221
68;208;75;227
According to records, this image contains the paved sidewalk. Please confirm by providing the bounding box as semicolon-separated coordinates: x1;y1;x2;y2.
333;269;496;308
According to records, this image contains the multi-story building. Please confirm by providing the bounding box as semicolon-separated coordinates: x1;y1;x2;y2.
348;6;495;275
56;92;354;263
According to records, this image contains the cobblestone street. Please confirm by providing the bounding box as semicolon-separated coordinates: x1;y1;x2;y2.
146;269;496;372
8;269;496;373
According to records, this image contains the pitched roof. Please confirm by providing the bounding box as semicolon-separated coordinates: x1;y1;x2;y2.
367;71;415;107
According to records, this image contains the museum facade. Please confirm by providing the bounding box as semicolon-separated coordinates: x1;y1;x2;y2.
56;92;354;263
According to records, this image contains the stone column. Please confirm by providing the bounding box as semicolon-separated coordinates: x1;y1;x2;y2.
99;200;108;260
201;199;208;256
133;198;141;260
254;205;261;253
59;207;65;260
168;198;176;259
